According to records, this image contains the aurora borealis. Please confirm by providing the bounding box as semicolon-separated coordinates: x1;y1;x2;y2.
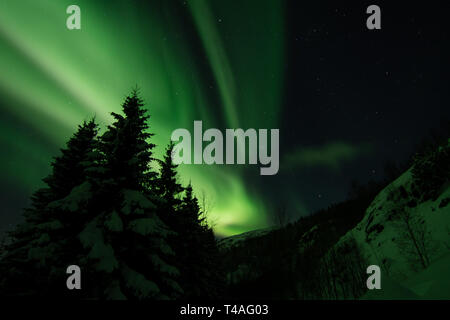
1;1;450;237
0;0;284;237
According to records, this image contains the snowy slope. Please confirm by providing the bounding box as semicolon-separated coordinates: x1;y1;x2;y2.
362;253;450;299
404;252;450;299
334;167;450;298
218;227;278;285
218;227;276;251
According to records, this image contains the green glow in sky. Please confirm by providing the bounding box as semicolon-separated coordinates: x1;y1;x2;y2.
0;0;284;236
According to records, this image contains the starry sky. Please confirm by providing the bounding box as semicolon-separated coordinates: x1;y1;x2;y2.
0;0;449;237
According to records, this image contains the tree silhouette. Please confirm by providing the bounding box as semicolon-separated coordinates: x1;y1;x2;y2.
0;90;227;300
156;141;184;220
177;184;225;299
81;90;182;299
394;208;434;270
0;119;99;297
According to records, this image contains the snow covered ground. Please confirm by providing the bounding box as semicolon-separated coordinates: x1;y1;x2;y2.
218;161;450;299
217;227;276;251
335;167;450;299
362;253;450;299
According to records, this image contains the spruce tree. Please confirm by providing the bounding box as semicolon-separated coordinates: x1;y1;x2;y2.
155;142;225;299
178;184;225;299
77;90;183;299
100;90;156;191
0;119;100;297
154;142;188;298
0;90;224;299
157;141;184;210
155;141;184;233
412;139;450;200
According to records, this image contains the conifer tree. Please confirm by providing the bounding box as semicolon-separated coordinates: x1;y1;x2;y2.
155;142;225;299
155;141;184;235
77;90;183;299
412;139;450;200
178;184;225;299
45;119;100;199
1;90;225;300
100;90;156;191
0;119;100;297
157;141;184;210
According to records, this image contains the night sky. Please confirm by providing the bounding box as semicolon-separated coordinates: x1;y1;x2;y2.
0;0;449;237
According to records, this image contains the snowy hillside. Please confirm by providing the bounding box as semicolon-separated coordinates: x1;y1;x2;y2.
362;253;450;299
219;141;450;299
218;227;276;251
334;166;450;298
218;227;278;286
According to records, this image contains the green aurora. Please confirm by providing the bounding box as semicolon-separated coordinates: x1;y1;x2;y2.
0;0;285;236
